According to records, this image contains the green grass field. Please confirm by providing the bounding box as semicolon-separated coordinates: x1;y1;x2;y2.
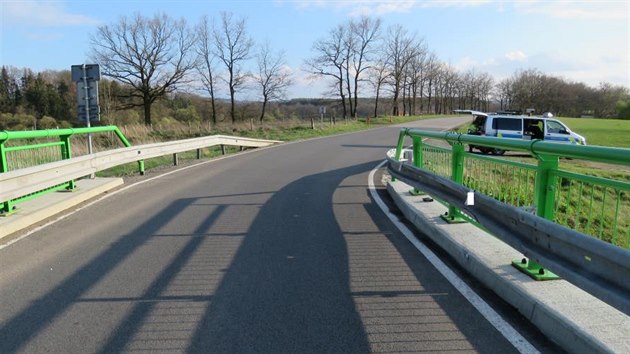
96;115;448;176
559;117;630;148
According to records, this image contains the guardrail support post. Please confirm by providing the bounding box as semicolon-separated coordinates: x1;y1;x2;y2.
60;134;76;191
410;136;424;195
534;154;559;220
392;130;407;182
173;153;178;166
0;141;15;215
512;153;559;280
221;144;226;155
197;148;201;159
138;160;145;175
441;142;467;223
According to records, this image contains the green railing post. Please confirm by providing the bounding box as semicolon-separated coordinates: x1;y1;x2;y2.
441;142;466;223
0;140;14;215
114;127;144;175
513;153;559;280
392;129;408;182
410;136;424;195
60;134;76;191
535;154;559;220
394;129;407;161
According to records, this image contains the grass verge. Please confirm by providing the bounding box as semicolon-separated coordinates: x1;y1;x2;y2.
93;115;448;177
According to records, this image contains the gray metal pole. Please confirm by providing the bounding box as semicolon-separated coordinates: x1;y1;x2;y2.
82;65;93;156
82;65;94;178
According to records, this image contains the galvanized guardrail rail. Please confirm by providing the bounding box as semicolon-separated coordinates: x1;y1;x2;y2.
388;128;630;315
0;126;280;215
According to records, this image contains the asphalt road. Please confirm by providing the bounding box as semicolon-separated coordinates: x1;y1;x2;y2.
0;117;558;353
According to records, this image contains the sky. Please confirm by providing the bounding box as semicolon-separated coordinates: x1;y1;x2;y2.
1;0;629;99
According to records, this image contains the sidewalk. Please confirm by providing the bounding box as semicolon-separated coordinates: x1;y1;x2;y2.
387;177;629;354
0;178;123;241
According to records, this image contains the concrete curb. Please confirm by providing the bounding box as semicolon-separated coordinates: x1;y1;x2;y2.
0;177;124;241
387;178;629;354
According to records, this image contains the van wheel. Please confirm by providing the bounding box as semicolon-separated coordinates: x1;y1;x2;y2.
492;149;506;155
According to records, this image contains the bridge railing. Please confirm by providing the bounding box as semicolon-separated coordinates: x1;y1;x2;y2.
388;128;630;315
0;126;141;215
0;127;280;216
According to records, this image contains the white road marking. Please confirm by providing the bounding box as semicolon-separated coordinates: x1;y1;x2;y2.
368;160;540;354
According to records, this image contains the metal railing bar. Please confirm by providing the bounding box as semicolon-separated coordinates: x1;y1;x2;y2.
4;141;66;152
403;129;630;166
0;134;281;204
553;169;630;191
387;154;630;316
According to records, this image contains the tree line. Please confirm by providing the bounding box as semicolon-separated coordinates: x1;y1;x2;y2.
305;17;628;120
1;12;629;131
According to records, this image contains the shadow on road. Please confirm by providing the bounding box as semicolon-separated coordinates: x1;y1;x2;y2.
1;158;517;353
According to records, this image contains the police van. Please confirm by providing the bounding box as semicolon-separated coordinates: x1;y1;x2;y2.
458;110;587;155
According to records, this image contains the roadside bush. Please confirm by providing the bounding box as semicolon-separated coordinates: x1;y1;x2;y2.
0;113;36;130
174;106;200;122
38;116;58;129
616;100;630;120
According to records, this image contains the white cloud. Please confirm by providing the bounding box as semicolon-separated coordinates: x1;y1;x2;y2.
452;48;628;88
349;1;416;16
513;1;628;20
3;1;100;27
505;51;527;62
285;0;626;20
286;0;490;16
454;56;478;71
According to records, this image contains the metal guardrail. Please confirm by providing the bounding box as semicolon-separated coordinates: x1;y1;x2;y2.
389;128;630;316
0;127;280;215
0;126;141;215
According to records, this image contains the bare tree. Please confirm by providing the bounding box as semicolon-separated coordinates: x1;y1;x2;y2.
405;45;428;115
384;25;421;116
304;24;347;121
425;54;440;113
511;69;545;111
213;12;254;124
495;78;512;110
479;72;494;112
419;52;437;113
195;15;220;125
435;64;459;114
349;16;381;119
90;13;196;125
256;42;292;122
342;24;355;119
368;57;389;118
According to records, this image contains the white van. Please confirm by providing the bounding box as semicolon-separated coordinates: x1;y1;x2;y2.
461;111;587;155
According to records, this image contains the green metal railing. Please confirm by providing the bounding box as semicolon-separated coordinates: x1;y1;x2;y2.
394;129;630;277
0;126;143;215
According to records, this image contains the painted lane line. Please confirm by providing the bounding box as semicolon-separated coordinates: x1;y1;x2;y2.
368;160;540;354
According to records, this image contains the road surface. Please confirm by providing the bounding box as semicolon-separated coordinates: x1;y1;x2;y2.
0;117;560;353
